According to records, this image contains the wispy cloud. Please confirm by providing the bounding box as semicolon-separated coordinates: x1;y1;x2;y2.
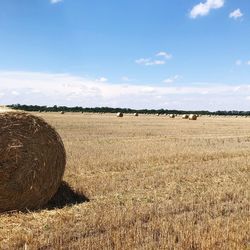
121;76;134;82
135;58;165;66
96;77;108;83
235;60;242;66
135;51;172;66
235;60;250;66
145;60;165;66
50;0;63;4
229;9;243;20
1;71;250;111
156;52;172;60
135;58;151;65
163;75;181;84
189;0;225;19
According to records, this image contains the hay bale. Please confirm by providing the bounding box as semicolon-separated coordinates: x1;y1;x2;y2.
169;114;175;118
0;106;13;113
182;114;189;119
60;111;65;114
134;113;139;117
117;112;123;117
189;114;197;120
0;112;66;212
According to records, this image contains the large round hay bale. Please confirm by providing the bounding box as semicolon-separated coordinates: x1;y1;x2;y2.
169;114;175;118
134;112;139;117
188;114;197;120
182;114;189;119
0;112;66;212
117;112;123;117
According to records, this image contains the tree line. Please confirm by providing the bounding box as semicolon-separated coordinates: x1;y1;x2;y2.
7;104;250;116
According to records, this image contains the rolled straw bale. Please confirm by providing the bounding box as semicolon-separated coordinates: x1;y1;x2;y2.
189;114;197;120
0;112;66;212
0;106;12;113
117;112;123;117
182;114;189;119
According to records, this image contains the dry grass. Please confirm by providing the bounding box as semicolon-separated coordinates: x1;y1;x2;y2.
0;113;249;249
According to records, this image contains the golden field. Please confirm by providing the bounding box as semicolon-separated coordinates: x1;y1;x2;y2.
0;113;249;250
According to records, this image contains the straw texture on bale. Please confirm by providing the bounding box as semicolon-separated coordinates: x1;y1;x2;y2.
189;114;197;120
0;112;66;212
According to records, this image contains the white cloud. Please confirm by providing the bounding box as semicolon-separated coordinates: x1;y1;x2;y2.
229;9;243;20
135;58;165;66
163;75;181;84
235;60;250;66
121;76;134;82
135;58;151;65
1;71;250;111
50;0;63;4
164;79;174;84
96;77;108;82
136;51;172;66
190;0;224;19
146;60;165;66
235;60;242;66
11;91;20;96
156;52;172;60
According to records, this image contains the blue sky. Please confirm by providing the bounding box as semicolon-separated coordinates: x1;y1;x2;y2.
0;0;250;110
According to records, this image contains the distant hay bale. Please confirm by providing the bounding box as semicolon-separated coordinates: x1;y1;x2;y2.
169;114;175;118
182;114;189;119
134;112;139;117
189;114;197;120
0;106;13;113
117;112;123;117
0;112;66;212
60;111;65;114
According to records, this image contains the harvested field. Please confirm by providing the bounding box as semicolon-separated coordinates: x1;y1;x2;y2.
0;113;249;249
